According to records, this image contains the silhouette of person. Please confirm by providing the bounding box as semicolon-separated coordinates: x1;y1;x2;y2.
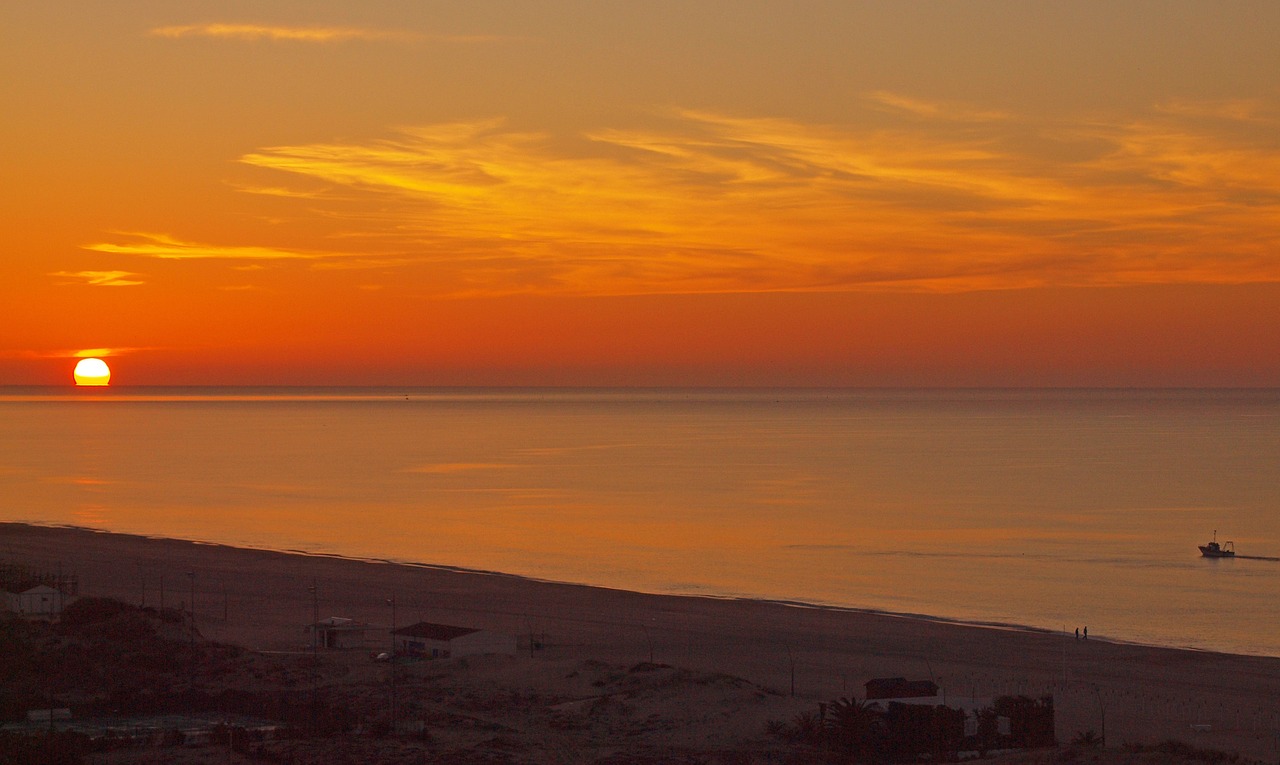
1083;626;1088;640
1075;627;1079;640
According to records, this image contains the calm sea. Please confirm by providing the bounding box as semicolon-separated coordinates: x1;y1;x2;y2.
2;387;1278;656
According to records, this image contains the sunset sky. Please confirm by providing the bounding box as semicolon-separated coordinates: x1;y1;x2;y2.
4;1;1279;386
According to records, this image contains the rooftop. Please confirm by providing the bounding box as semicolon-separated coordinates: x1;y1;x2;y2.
392;622;480;641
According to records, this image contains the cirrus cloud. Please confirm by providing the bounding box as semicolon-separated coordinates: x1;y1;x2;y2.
232;99;1280;296
148;23;511;44
83;232;343;261
50;270;145;287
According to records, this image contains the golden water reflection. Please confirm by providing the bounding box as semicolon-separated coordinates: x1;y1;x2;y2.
2;388;1278;655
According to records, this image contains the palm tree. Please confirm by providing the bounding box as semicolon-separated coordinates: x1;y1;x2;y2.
822;696;883;761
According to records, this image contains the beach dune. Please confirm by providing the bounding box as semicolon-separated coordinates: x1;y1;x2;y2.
3;522;1279;760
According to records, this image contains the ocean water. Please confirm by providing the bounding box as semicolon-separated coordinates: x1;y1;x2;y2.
2;387;1278;656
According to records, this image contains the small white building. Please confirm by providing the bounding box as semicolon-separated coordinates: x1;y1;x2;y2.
4;585;66;616
865;693;1014;739
392;622;516;658
307;617;370;649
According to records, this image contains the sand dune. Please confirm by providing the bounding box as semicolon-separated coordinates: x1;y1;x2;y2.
3;522;1279;761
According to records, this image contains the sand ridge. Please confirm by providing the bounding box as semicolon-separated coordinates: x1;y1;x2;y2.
3;522;1279;761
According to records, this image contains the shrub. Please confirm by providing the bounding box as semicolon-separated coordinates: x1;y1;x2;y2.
57;597;133;629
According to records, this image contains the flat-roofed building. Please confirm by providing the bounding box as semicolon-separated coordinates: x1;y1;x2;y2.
4;584;66;616
392;621;516;658
307;616;370;649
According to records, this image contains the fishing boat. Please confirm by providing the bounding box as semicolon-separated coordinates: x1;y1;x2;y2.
1199;531;1235;558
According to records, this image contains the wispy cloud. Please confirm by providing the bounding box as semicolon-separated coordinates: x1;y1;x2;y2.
149;23;512;44
1154;98;1275;123
50;270;144;286
149;23;417;43
226;182;328;199
5;347;155;360
407;462;521;474
864;91;1010;122
83;232;342;260
229;100;1280;295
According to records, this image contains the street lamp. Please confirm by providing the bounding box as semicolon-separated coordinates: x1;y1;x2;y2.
308;581;319;653
186;571;196;692
387;595;397;734
784;644;795;697
308;581;319;733
1091;684;1106;748
186;572;196;647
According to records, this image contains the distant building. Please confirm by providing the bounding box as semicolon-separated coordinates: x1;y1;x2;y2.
391;622;516;658
4;584;67;617
860;684;1054;753
865;677;939;701
307;617;370;649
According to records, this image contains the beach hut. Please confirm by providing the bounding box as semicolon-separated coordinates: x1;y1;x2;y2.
391;621;516;658
4;584;65;616
865;677;939;700
307;617;370;649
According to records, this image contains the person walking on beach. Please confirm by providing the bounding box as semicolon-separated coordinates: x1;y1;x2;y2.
1083;626;1088;640
1075;627;1079;640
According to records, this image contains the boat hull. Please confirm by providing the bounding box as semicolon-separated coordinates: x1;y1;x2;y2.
1199;545;1235;558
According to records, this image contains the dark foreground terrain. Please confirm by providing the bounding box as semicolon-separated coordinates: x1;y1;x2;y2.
2;598;1266;765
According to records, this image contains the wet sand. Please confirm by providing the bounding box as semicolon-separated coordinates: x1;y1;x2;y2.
3;522;1279;760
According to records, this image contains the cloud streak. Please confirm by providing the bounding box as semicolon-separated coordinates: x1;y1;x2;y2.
83;232;342;261
4;347;156;360
863;91;1011;122
407;462;521;474
150;23;416;43
50;270;144;286
149;23;509;44
226;98;1280;296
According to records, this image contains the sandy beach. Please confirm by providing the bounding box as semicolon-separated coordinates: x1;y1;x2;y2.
4;521;1280;761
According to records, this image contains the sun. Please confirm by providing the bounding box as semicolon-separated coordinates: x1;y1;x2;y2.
73;357;111;386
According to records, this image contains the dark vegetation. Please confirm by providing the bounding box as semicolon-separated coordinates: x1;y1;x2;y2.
772;694;1055;763
0;597;356;763
1119;740;1243;763
0;562;79;597
0;598;1256;764
3;598;792;764
1;597;350;729
1039;738;1248;764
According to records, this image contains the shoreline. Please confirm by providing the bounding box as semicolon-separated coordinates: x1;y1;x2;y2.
5;521;1280;759
7;521;1266;660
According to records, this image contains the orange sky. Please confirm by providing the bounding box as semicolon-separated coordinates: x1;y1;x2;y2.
4;2;1280;386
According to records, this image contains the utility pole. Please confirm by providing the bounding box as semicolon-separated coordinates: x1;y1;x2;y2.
1092;684;1106;748
785;644;795;697
387;595;397;735
186;571;196;692
1062;625;1068;687
308;581;319;734
187;572;196;645
310;582;320;649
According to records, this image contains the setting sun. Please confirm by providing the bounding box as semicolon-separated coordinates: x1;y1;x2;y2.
73;357;111;386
